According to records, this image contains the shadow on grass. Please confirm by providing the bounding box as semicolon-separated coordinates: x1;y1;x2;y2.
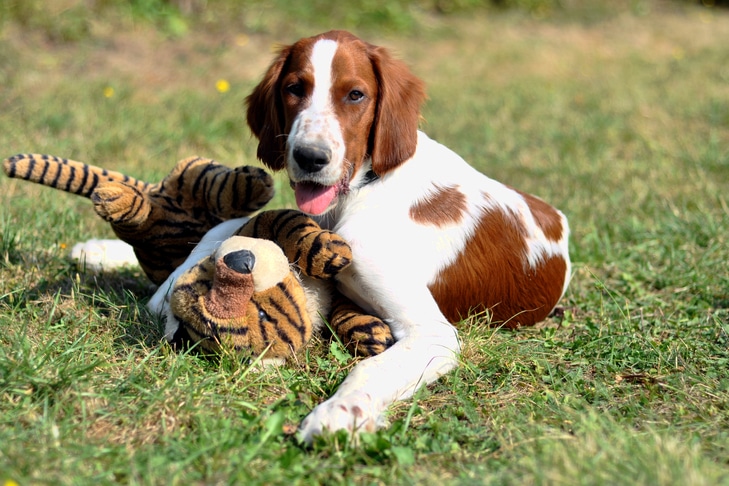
13;259;166;350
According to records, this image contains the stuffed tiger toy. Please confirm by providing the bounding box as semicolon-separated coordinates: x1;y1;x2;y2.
150;208;395;358
3;153;274;285
155;212;394;359
3;154;394;357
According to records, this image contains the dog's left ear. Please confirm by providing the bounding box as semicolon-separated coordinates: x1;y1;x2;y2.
246;45;292;171
367;45;427;176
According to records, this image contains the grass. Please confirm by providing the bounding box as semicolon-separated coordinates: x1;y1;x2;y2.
1;0;728;484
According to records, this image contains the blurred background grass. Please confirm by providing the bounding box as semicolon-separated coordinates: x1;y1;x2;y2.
1;0;724;41
0;0;606;40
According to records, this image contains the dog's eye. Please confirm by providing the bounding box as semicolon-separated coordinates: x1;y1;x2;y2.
348;90;365;102
286;83;305;98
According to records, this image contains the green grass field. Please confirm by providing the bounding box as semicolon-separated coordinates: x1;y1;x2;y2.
1;1;728;484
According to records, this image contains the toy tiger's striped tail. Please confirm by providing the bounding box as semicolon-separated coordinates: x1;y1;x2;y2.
2;153;151;197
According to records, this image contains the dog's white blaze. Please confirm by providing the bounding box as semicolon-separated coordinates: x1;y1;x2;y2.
310;39;337;113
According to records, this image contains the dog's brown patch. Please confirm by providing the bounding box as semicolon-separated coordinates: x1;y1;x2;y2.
409;184;467;227
428;206;567;328
517;189;565;242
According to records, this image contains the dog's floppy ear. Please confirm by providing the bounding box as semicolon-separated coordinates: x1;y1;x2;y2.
367;45;426;176
246;45;292;171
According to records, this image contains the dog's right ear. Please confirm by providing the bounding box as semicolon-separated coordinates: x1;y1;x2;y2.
246;45;292;171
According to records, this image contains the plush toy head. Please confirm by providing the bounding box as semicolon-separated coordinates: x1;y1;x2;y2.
3;153;274;284
167;235;314;359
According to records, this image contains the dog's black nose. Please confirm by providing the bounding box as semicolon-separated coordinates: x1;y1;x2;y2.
293;145;331;173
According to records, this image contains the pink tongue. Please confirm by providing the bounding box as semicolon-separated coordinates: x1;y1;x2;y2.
295;182;337;215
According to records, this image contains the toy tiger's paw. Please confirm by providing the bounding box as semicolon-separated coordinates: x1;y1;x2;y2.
237;210;352;280
223;165;275;216
298;392;386;445
338;315;394;357
162;157;275;220
329;296;394;357
92;181;151;227
300;230;352;279
70;238;138;271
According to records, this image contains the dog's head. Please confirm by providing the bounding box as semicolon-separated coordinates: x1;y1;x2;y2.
246;30;426;215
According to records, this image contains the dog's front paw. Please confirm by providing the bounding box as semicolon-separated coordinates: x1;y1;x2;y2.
298;393;386;444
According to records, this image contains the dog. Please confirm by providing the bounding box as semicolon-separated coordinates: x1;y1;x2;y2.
146;29;571;442
243;30;571;442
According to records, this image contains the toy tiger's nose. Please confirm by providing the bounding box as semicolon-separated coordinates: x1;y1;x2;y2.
223;249;256;274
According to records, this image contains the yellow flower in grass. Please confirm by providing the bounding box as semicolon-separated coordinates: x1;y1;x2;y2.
103;86;115;98
235;34;249;47
216;79;230;93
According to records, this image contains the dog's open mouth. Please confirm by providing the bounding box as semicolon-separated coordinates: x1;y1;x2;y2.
294;181;339;215
293;166;353;216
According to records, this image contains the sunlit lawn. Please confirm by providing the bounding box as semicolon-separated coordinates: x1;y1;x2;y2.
1;1;728;484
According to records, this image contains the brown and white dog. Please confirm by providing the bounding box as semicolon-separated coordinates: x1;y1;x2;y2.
243;30;571;442
148;29;570;443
